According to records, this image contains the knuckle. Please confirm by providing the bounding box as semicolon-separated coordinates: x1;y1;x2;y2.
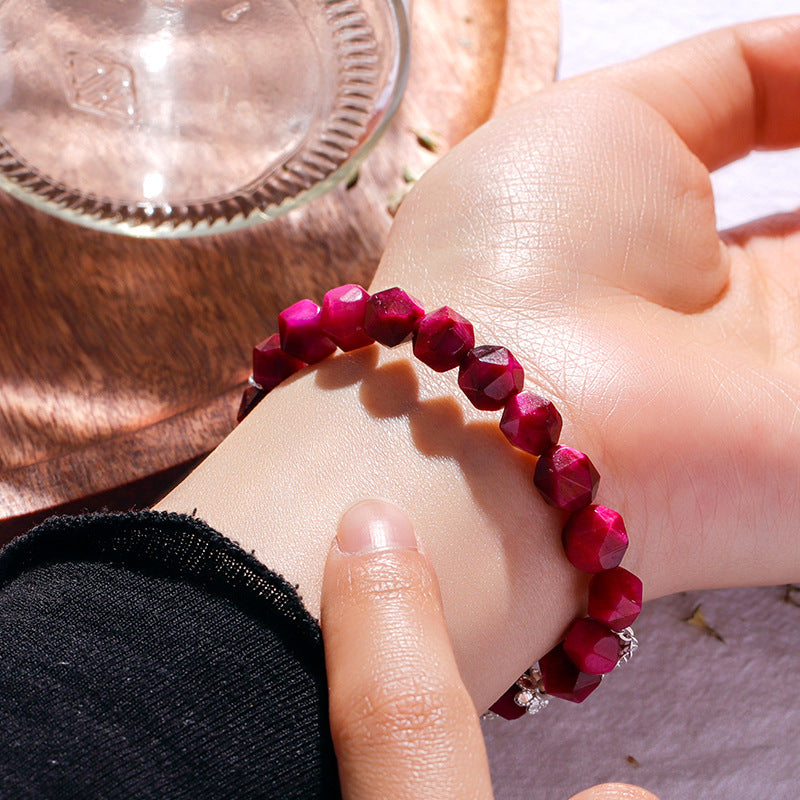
344;553;441;612
333;673;472;753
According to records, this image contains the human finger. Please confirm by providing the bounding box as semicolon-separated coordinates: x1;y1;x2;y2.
321;500;494;800
378;18;800;314
584;16;800;171
377;72;728;314
570;784;660;800
374;23;800;314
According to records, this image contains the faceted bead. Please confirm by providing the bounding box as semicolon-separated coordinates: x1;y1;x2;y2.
539;643;602;703
252;333;307;391
363;287;425;347
563;618;621;675
500;391;563;455
236;385;267;422
488;685;527;720
320;284;375;352
588;567;643;631
457;345;524;410
534;445;599;512
279;299;338;363
562;504;628;574
412;306;475;372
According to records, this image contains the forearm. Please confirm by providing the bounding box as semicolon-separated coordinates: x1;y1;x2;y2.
156;340;636;710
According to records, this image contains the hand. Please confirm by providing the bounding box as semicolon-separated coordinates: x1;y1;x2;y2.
322;499;493;799
378;15;800;601
158;16;800;709
369;15;800;679
322;499;660;800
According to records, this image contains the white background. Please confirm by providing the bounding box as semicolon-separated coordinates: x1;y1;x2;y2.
558;0;800;230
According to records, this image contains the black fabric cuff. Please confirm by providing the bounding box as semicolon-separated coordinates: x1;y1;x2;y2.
0;511;340;800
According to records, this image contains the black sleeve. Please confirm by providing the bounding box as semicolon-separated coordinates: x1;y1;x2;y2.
0;511;341;800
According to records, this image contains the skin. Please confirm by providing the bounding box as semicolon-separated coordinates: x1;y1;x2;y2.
157;16;800;794
323;500;494;800
322;500;659;798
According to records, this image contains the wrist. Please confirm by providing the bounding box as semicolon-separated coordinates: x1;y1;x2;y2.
156;344;600;707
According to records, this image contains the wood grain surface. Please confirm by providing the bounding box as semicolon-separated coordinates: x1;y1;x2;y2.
0;0;558;539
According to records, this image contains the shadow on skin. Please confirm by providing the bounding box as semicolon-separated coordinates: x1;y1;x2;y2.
314;346;577;626
720;209;800;246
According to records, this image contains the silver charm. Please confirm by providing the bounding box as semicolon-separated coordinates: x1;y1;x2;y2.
481;664;550;720
513;666;551;715
614;627;639;666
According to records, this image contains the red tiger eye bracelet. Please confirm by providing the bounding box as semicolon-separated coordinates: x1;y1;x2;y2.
239;284;642;719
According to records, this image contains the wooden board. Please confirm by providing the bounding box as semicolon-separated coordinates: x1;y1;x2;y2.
0;0;558;539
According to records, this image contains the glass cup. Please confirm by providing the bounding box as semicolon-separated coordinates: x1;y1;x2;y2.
0;0;409;236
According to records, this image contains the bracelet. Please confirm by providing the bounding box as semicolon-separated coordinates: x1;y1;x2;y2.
238;285;642;719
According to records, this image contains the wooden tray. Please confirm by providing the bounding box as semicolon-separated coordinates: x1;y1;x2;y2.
0;0;558;539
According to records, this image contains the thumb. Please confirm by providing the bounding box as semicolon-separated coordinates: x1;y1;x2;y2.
321;499;493;800
570;783;661;800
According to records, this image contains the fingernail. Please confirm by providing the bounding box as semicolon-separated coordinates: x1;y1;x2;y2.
337;499;418;554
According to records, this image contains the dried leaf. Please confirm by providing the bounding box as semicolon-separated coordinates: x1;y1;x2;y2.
784;584;800;607
626;755;641;768
401;165;420;184
413;128;441;153
386;185;412;217
683;604;725;643
345;169;360;190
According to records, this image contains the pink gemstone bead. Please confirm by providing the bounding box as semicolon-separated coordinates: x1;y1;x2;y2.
488;686;527;720
320;284;375;352
412;306;475;372
539;643;602;703
278;299;338;363
563;618;621;675
534;445;599;512
562;504;628;574
237;385;267;423
457;345;524;410
500;391;563;455
363;287;425;347
588;567;643;631
253;333;308;391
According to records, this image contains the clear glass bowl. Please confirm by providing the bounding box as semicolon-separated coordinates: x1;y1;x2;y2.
0;0;409;236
